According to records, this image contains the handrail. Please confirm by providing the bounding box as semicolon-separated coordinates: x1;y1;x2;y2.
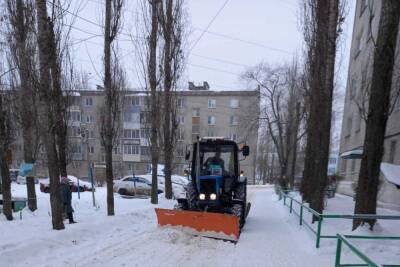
335;234;382;267
277;187;400;248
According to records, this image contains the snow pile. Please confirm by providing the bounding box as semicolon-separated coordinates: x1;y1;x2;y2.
381;162;400;186
0;184;399;266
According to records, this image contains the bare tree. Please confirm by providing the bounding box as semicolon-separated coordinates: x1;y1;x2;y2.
148;0;161;204
300;0;343;216
353;0;400;230
102;0;123;215
158;0;186;199
5;0;40;211
243;62;305;189
35;0;64;230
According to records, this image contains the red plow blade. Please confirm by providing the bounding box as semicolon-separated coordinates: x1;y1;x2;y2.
155;208;240;242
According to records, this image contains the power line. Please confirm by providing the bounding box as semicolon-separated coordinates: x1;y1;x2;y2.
192;27;293;55
191;53;250;68
188;63;240;76
189;0;231;53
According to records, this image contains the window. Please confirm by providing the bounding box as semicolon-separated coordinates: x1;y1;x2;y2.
141;146;150;156
230;115;239;126
89;130;95;139
177;128;185;140
177;144;185;157
230;99;239;108
389;140;397;163
351;159;356;173
192;108;200;117
124;112;140;123
208;99;216;109
124;129;140;139
71;144;82;154
89;146;95;154
113;145;121;154
341;159;347;173
207;129;215;137
71;97;80;106
141;128;150;139
207;116;216;125
192;125;200;134
68;111;81;122
140;112;146;124
229;132;238;141
85;97;93;106
69;126;81;137
86;114;94;123
177;98;184;108
124;144;140;155
131;96;140;106
329;158;337;165
177;115;185;125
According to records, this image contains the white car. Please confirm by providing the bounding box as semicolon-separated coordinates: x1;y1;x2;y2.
137;174;188;199
113;176;153;196
40;175;93;193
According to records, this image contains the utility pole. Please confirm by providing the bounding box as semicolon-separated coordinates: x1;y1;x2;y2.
82;126;95;206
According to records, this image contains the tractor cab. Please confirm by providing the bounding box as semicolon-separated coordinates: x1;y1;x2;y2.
191;139;240;208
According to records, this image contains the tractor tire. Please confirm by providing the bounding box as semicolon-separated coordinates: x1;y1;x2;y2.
233;182;247;224
186;182;198;210
231;204;245;229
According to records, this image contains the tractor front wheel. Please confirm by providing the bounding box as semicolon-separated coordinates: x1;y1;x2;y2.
231;204;245;229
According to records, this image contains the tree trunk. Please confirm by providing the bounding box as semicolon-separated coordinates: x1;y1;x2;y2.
302;0;339;215
0;95;13;221
353;0;400;230
13;0;38;211
0;153;12;221
163;0;174;200
35;0;64;230
149;0;160;204
104;0;115;215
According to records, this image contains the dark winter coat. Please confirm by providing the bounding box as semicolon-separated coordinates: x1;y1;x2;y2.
60;183;73;213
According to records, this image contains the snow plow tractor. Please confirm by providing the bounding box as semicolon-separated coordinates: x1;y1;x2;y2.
155;137;251;242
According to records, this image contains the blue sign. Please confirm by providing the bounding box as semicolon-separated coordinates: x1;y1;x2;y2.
19;163;34;177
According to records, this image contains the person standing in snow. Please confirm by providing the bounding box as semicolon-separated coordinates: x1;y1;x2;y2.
60;177;76;224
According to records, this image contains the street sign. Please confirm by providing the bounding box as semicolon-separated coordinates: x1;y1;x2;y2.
19;163;34;177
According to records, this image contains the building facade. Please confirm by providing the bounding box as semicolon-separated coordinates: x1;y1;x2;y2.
9;83;259;183
337;0;400;209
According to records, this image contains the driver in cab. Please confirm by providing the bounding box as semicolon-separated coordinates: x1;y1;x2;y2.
204;150;225;175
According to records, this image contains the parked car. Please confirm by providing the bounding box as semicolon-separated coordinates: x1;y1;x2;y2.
137;174;187;199
40;175;93;193
113;176;157;196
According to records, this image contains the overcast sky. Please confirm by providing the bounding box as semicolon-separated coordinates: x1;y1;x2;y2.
70;0;356;91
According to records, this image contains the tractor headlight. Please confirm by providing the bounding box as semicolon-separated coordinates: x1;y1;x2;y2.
199;193;205;200
210;193;217;200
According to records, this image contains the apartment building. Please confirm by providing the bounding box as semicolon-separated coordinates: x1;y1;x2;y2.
9;82;259;182
337;0;400;209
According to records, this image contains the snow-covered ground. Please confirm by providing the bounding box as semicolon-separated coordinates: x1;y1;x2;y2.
0;184;399;267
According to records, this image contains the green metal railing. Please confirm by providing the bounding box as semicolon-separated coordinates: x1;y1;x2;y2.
335;234;400;267
278;189;400;248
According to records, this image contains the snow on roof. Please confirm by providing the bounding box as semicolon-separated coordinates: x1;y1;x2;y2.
381;162;400;187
